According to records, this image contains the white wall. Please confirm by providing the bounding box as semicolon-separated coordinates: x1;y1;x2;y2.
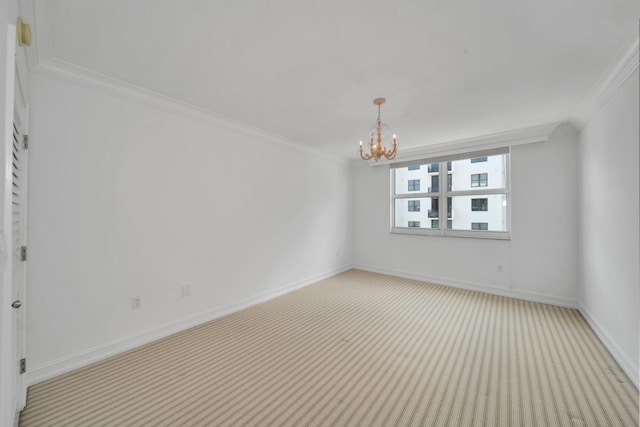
578;68;639;382
353;125;579;305
510;126;580;301
26;72;353;381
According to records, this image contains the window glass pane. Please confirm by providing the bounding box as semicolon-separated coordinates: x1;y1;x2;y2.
450;154;507;191
394;167;424;195
448;195;507;231
394;197;438;228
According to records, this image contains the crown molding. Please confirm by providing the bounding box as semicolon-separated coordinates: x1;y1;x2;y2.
573;29;639;129
32;58;348;163
363;122;565;167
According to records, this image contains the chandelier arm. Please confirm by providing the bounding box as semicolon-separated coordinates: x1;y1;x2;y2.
360;151;373;160
384;144;398;160
360;143;373;160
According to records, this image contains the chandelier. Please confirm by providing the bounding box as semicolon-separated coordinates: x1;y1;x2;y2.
359;98;398;161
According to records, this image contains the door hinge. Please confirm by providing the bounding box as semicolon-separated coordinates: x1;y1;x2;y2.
20;358;26;374
22;135;28;150
20;246;27;262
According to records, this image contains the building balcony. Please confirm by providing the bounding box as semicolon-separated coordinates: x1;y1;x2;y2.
428;209;438;218
428;162;452;173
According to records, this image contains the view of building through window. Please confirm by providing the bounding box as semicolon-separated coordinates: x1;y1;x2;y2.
392;152;508;234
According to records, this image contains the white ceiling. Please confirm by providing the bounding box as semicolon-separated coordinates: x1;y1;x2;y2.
31;0;639;159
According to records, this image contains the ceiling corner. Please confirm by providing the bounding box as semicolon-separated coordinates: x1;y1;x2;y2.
572;28;639;129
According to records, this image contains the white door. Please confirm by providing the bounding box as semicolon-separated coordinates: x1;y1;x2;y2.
2;22;29;425
11;92;29;414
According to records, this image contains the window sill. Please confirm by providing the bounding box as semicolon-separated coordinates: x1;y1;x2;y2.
391;227;511;240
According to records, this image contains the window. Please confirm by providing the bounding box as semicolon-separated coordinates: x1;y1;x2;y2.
407;165;420;171
408;221;420;228
428;198;439;218
391;148;509;239
471;198;488;211
429;175;439;193
471;173;488;187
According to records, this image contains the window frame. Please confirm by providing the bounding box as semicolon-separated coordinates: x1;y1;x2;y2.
390;148;510;240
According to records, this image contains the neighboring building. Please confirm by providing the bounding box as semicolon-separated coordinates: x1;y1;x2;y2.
394;155;507;231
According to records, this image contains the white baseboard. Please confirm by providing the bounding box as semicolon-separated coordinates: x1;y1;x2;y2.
27;266;351;386
352;264;579;308
578;301;639;389
33;264;638;394
354;264;638;389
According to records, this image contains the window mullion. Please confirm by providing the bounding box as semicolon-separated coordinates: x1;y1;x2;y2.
440;161;446;234
395;192;430;199
447;188;508;197
390;168;396;231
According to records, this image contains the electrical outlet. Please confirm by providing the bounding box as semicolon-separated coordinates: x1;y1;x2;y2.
131;296;141;309
181;284;191;298
497;264;503;273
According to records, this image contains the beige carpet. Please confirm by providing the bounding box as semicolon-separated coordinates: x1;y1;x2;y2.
20;270;638;426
